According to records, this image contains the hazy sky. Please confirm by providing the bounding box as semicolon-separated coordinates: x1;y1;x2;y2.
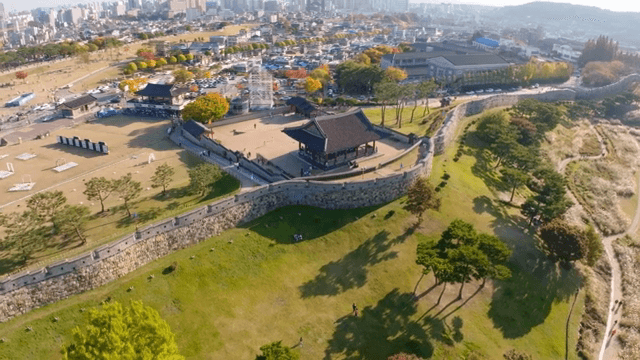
414;0;639;13
2;0;639;15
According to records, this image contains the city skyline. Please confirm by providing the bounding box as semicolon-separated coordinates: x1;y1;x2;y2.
1;0;640;13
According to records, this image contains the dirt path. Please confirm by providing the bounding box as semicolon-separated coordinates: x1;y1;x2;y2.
557;124;631;360
598;138;640;360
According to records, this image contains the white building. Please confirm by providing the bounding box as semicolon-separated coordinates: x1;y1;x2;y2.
553;44;581;62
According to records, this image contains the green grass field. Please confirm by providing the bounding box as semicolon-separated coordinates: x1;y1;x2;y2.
0;114;585;359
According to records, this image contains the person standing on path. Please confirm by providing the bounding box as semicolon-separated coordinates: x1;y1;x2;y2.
298;337;303;348
352;303;357;315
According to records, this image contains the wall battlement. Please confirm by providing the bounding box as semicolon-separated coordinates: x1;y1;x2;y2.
1;75;637;322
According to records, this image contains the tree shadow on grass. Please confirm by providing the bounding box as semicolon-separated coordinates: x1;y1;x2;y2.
323;289;434;360
0;255;26;276
116;207;164;228
242;205;382;245
488;260;582;339
472;195;537;255
299;228;414;298
462;132;511;193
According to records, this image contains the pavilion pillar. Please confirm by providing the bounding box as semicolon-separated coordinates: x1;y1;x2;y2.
373;141;376;152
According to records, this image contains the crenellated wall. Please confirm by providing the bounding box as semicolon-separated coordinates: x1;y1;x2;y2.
1;75;636;323
0;149;432;322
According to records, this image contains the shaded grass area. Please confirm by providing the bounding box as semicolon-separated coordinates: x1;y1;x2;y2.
0;113;584;360
0;154;240;277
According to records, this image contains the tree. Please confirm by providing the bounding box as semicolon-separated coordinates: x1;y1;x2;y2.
353;53;371;65
182;93;229;124
448;244;489;299
373;80;397;127
173;69;194;83
177;54;187;62
255;341;299;360
0;210;46;263
185;53;194;61
62;301;184;360
500;167;531;203
127;62;138;72
584;225;603;266
539;219;588;264
475;233;512;287
15;71;28;81
137;61;148;69
147;59;156;68
26;190;67;226
169;56;177;64
415;241;440;293
385;66;408;82
522;168;572;224
113;173;142;217
417;80;437;116
84;177;116;213
188;163;222;196
157;57;168;66
304;76;322;94
151;163;175;195
138;51;155;61
79;52;91;64
310;65;331;85
53;205;90;245
405;177;440;223
185;25;192;31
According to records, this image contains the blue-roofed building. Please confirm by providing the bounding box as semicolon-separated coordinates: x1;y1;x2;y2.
473;37;500;50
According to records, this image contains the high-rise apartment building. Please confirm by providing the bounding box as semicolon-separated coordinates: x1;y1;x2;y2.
0;3;5;35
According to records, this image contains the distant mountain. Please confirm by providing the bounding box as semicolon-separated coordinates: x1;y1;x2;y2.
487;2;640;48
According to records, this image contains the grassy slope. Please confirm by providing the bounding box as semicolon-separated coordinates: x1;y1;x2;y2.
0;115;584;360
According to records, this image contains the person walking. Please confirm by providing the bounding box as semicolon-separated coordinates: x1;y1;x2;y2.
298;337;303;348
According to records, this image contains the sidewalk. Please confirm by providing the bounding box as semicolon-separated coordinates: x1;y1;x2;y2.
170;132;267;188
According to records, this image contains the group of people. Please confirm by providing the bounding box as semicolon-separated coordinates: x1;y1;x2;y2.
609;299;624;338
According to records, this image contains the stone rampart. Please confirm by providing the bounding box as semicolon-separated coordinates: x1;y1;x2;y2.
0;150;432;322
1;75;636;322
433;74;640;155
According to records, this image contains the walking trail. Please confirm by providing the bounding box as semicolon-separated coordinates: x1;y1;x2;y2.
557;125;638;360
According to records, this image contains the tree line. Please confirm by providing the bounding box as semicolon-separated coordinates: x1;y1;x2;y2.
0;162;223;267
0;37;123;70
474;99;603;266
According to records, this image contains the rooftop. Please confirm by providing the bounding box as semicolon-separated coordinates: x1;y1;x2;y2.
283;109;385;154
135;84;189;98
59;94;97;109
441;54;509;66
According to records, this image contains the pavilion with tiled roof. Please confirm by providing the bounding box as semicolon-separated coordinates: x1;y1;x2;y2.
282;109;386;169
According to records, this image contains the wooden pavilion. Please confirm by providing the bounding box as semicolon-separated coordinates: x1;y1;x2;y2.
282;109;386;170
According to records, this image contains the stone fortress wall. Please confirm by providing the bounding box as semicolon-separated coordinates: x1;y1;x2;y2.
433;74;640;154
1;74;638;323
